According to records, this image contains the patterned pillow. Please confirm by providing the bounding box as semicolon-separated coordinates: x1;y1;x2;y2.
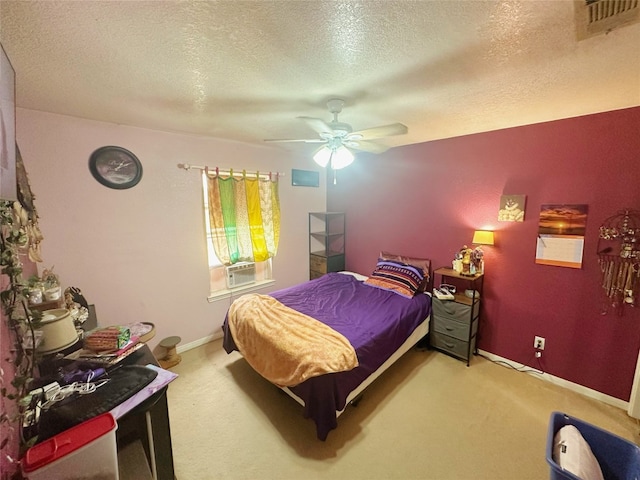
364;260;424;298
380;251;431;291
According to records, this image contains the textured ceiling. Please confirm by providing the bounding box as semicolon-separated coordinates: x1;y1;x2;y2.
0;1;639;154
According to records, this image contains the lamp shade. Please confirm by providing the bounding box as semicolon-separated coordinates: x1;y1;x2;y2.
472;230;494;246
313;147;332;168
330;146;354;169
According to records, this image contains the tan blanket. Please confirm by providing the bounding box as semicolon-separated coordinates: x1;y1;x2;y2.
227;294;358;387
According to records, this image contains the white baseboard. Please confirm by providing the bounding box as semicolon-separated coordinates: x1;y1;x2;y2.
477;349;629;411
176;332;222;354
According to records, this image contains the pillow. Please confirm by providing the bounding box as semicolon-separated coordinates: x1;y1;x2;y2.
552;425;604;480
380;251;431;291
337;271;369;282
364;260;424;298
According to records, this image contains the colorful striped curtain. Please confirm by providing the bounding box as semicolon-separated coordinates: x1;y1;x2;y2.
206;171;280;265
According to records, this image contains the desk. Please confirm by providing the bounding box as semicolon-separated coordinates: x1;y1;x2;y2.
36;343;176;479
115;344;176;480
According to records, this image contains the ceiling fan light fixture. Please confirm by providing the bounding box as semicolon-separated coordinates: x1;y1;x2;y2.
313;145;355;170
330;146;354;170
313;146;332;168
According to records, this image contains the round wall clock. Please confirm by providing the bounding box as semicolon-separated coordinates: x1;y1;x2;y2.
88;146;143;189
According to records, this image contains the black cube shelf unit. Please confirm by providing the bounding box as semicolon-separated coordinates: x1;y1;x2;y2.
309;212;345;280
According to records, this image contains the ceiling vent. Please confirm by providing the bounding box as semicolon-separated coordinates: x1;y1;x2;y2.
575;0;640;39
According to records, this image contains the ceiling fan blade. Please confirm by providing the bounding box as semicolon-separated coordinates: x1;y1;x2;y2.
348;123;408;140
344;140;390;154
297;116;334;136
264;138;326;144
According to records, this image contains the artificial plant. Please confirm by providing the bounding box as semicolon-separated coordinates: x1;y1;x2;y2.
0;200;43;463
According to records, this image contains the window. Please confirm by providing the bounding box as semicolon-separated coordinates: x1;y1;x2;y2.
202;171;280;297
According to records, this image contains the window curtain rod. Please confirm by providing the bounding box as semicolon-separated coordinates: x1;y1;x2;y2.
177;163;285;178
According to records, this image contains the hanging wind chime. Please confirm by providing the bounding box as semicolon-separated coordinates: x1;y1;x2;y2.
597;209;640;315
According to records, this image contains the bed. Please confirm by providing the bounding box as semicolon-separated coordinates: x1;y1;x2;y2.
222;265;432;440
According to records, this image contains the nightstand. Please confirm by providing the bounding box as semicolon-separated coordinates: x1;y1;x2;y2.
430;267;484;366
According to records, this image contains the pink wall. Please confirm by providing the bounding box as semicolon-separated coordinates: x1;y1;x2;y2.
17;109;324;356
328;106;640;401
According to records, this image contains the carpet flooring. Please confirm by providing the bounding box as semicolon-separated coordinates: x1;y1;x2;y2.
166;339;639;479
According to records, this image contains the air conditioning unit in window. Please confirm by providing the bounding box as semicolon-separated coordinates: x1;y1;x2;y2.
225;262;256;288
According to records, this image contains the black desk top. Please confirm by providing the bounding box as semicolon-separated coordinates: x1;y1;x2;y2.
112;343;159;369
35;343;164;439
114;344;167;417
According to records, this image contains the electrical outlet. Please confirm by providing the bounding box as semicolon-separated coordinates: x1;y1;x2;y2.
534;336;545;350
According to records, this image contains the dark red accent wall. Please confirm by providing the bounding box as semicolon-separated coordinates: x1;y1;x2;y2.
328;106;640;401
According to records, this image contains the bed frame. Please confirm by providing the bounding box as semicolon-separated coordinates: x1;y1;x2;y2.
281;312;430;417
223;271;432;439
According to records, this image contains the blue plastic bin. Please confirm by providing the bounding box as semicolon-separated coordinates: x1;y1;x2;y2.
546;411;640;480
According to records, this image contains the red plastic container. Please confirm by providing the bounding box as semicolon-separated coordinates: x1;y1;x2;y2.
23;412;118;479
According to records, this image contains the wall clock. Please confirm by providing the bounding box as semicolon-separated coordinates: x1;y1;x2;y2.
88;146;143;189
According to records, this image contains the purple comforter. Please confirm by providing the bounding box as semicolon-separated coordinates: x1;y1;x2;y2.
222;272;431;440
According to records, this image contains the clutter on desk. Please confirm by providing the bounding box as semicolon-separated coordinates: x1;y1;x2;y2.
26;267;62;306
64;335;143;366
36;308;78;354
63;285;90;329
127;321;156;343
84;325;131;351
36;365;158;442
61;324;143;367
29;286;92;358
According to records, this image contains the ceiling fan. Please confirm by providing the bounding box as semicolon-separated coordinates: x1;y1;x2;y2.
264;98;408;170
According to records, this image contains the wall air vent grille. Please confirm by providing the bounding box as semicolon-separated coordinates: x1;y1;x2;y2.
576;0;640;39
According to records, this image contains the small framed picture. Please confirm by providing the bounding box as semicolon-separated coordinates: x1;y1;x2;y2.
498;195;526;222
292;169;319;187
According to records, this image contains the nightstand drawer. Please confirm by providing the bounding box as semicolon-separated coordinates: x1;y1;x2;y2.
432;316;477;342
310;270;324;280
431;331;476;359
432;297;479;323
310;255;327;274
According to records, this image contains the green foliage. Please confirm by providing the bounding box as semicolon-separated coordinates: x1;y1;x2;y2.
1;199;39;467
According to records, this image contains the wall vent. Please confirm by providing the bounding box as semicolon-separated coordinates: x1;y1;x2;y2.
576;0;640;39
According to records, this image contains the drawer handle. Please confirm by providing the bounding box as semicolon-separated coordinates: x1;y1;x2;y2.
444;342;455;349
445;326;454;331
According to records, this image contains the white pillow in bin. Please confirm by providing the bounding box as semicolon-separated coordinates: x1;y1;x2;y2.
553;425;605;480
